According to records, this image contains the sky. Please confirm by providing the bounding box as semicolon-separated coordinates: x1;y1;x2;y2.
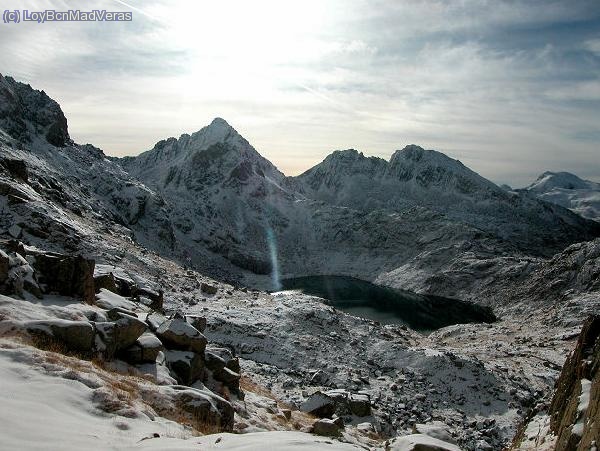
0;0;599;187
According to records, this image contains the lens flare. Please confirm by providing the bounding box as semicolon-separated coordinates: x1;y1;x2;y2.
266;227;281;291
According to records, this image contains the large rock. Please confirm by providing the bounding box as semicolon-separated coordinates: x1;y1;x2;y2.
26;319;95;353
318;389;372;417
93;273;117;294
0;158;28;182
389;434;463;451
206;347;240;372
32;253;95;304
312;418;343;437
95;310;147;358
414;422;457;444
144;385;234;432
165;350;204;385
107;309;147;349
301;391;336;418
186;315;207;333
2;251;42;298
200;282;218;295
137;287;163;311
205;347;242;393
121;332;164;364
156;317;207;354
0;249;9;284
146;311;167;332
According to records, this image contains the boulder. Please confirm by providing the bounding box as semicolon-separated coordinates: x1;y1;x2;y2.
137;287;163;311
321;389;371;417
146;311;167;332
301;391;336;418
389;434;462;451
26;319;95;353
95;265;137;297
309;369;331;386
122;332;164;364
1;158;28;182
312;418;342;437
164;350;204;385
0;249;9;284
156;317;207;354
146;385;234;432
200;282;218;295
93;273;117;294
4;254;42;298
95;289;138;311
206;347;240;372
32;253;95;304
107;309;147;349
414;422;457;444
348;393;371;417
205;347;241;392
94;322;118;357
94;310;147;358
185;315;207;333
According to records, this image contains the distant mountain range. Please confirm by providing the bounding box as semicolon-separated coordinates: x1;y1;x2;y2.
521;171;600;222
1;73;599;297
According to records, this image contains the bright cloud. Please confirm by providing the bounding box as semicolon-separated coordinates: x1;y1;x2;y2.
0;0;599;186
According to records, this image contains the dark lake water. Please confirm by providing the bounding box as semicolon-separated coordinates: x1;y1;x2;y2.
280;275;496;332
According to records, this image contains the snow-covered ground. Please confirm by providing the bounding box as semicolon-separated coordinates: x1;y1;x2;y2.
523;171;600;222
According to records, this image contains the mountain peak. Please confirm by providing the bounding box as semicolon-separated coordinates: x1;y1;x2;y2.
0;73;70;147
209;117;231;127
527;171;596;192
390;144;447;164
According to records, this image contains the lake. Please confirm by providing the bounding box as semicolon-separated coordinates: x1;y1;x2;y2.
280;275;496;332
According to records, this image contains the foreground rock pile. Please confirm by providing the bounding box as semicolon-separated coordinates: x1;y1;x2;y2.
0;240;238;432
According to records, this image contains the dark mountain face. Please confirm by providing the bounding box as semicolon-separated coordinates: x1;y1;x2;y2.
0;74;69;147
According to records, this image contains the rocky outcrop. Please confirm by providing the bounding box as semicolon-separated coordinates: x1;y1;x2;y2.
301;389;371;418
311;417;343;437
0;158;28;182
122;332;164;364
0;74;70;147
164;350;205;385
143;385;234;432
549;315;600;451
32;253;95;304
26;320;95;353
205;346;241;394
156;316;208;354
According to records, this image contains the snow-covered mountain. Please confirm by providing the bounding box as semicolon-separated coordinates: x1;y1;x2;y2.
2;73;598;294
523;171;600;222
293;146;599;254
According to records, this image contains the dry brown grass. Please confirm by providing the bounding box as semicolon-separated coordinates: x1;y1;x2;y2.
240;374;316;431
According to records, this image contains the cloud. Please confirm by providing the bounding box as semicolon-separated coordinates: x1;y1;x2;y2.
0;0;599;186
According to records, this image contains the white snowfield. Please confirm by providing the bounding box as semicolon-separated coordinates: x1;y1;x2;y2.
0;347;360;451
523;171;600;222
0;344;186;451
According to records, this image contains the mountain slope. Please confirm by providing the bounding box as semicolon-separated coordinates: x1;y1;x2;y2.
523;171;600;222
118;125;524;293
1;73;599;297
293;146;600;255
